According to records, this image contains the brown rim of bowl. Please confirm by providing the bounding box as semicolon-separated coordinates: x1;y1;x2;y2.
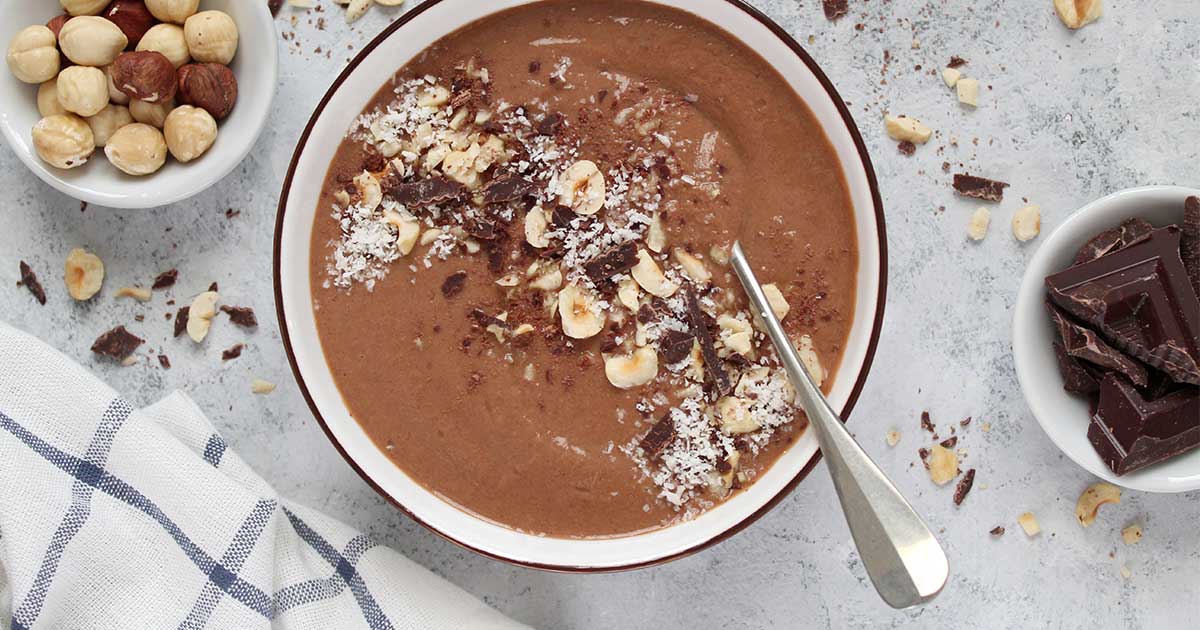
273;0;889;573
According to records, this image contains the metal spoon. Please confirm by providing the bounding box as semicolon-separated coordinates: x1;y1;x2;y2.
729;241;949;609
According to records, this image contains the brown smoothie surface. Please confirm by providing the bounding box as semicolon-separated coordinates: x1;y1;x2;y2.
309;0;858;538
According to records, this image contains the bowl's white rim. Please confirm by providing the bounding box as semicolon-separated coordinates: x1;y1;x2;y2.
0;0;279;209
1012;185;1200;493
274;0;890;570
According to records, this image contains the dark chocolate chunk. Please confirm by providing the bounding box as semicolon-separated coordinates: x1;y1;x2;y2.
952;174;1009;202
685;286;732;399
465;219;500;241
221;343;244;361
1182;196;1200;296
157;354;171;369
383;175;467;208
1052;342;1101;394
920;411;935;433
583;242;638;284
822;0;849;20
659;329;695;364
220;305;258;328
953;468;976;505
551;205;576;229
1047;227;1200;385
989;526;1005;536
1088;374;1199;475
1046;301;1148;387
639;415;676;459
91;326;144;361
1072;217;1154;266
173;306;190;337
897;140;916;156
482;171;536;205
947;56;968;68
441;271;468;298
152;269;178;290
468;308;509;330
537;112;565;136
18;261;45;305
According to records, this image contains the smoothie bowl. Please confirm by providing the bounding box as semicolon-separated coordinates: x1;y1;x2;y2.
275;0;886;570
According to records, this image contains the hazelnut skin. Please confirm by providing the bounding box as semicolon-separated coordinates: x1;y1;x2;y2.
177;62;237;120
103;0;157;47
110;51;177;103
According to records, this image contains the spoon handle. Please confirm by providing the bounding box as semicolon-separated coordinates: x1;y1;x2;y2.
730;242;949;609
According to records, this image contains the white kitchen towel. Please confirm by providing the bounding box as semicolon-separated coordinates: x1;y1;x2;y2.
0;321;527;630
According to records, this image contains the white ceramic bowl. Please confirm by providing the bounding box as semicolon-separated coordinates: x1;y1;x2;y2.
275;0;887;570
1013;185;1200;493
0;0;277;209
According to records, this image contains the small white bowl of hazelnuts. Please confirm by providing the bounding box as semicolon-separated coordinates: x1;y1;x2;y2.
0;0;277;208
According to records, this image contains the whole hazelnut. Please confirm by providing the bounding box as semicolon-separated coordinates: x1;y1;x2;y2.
145;0;200;25
86;103;134;147
129;97;174;128
103;0;157;47
104;65;130;105
105;122;167;175
59;16;129;67
6;26;61;84
136;24;191;69
110;51;177;103
163;105;216;162
37;78;68;117
56;66;110;117
60;0;110;16
177;63;237;120
47;15;71;38
183;11;239;65
32;114;96;169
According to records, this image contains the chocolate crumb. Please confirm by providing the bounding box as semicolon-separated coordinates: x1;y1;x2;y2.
221;343;244;361
947;56;968;68
536;112;565;136
208;282;219;292
441;271;468;298
953;174;1010;202
685;286;732;399
91;326;144;361
918;447;931;469
267;0;283;17
920;411;935;433
220;305;258;328
173;306;190;337
152;269;178;290
583;242;639;284
953;468;976;505
528;60;541;73
157;354;171;369
990;526;1005;536
18;261;46;305
482;171;536;205
940;436;958;449
960;416;972;427
897;140;916;156
659;329;695;364
639;414;676;459
822;0;849;20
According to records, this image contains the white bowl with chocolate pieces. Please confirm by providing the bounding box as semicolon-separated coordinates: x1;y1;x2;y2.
276;0;888;570
1014;185;1200;493
0;0;277;208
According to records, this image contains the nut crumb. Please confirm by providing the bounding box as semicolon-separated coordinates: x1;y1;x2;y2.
886;430;901;446
967;207;991;241
1012;205;1042;241
1055;0;1103;29
1076;482;1121;527
928;444;958;485
116;286;152;302
1121;524;1142;545
251;378;276;394
1018;512;1041;537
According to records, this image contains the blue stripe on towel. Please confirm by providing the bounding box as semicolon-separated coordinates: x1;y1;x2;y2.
282;509;394;630
179;498;277;629
202;434;227;468
0;409;275;622
10;399;131;630
272;534;378;613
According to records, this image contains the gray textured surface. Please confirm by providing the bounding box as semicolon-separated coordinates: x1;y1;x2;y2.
2;1;1199;628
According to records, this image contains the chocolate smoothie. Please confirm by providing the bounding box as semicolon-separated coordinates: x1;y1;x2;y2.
309;0;859;538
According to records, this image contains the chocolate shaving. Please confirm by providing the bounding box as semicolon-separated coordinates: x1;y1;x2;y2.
383;175;467;208
1047;301;1148;387
465;219;500;241
220;305;258;328
91;326;144;361
157;354;170;369
897;140;916;156
953;468;975;505
152;269;178;290
822;0;849;20
536;112;565;136
1183;196;1200;296
989;526;1005;536
18;261;45;305
685;286;731;399
173;306;190;337
468;308;509;330
639;415;676;459
441;271;468;298
947;56;968;68
659;329;695;364
583;242;638;284
920;411;935;433
482;171;536;205
953;174;1009;202
221;343;244;361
